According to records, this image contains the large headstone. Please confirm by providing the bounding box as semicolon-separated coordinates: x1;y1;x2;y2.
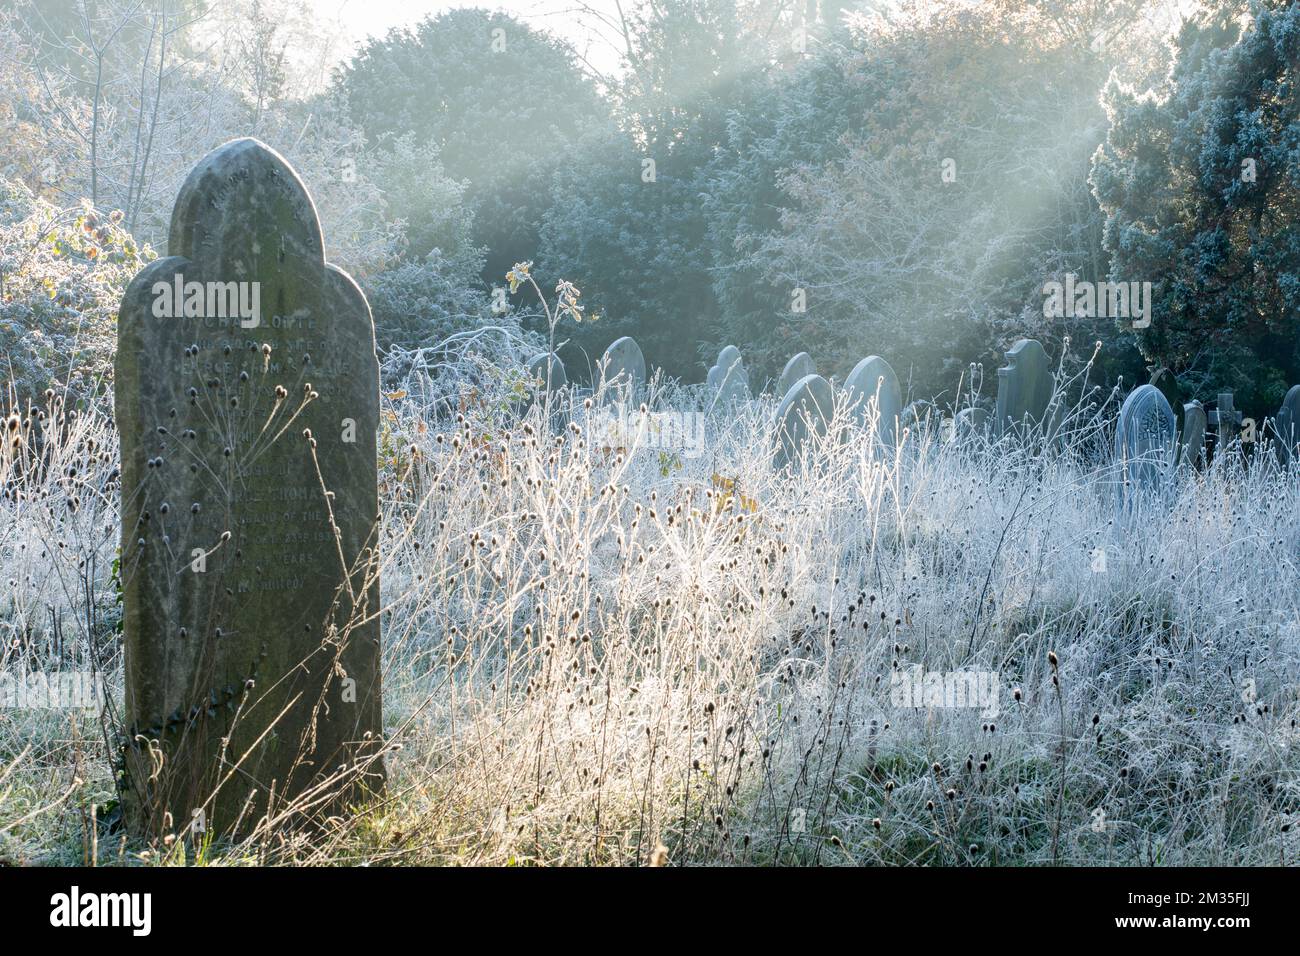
775;352;816;398
1275;384;1300;466
599;336;646;401
115;139;384;837
843;355;901;447
995;339;1054;436
1114;384;1178;512
772;373;834;471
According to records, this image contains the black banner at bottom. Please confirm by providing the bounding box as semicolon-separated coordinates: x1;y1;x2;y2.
0;865;1278;942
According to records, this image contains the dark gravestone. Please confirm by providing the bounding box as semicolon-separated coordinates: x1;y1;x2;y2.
1148;367;1186;438
116;138;383;837
995;339;1054;436
1115;384;1177;514
772;373;834;471
527;351;567;392
843;355;901;447
1208;392;1243;453
1180;400;1207;468
523;352;568;430
775;352;816;398
1275;384;1300;466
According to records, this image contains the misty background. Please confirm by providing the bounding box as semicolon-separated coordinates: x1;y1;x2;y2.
3;0;1297;417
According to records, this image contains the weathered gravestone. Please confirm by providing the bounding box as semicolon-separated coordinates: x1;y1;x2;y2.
1149;367;1186;438
523;352;568;429
599;336;646;400
709;344;750;411
772;373;834;471
900;400;938;435
843;355;901;447
706;364;722;389
952;407;991;441
995;339;1054;437
775;352;816;398
1180;400;1207;468
717;345;742;373
716;365;750;408
1274;385;1300;466
527;351;567;392
116;138;384;837
1114;384;1178;513
1208;392;1243;453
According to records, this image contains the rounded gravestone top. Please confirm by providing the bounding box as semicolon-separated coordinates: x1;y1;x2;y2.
952;406;992;441
1149;367;1186;435
600;336;646;392
772;372;834;470
844;355;901;444
712;359;750;411
527;351;567;389
1115;383;1177;510
776;352;816;398
169;137;324;277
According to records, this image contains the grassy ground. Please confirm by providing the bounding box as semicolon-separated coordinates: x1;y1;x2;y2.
2;358;1298;866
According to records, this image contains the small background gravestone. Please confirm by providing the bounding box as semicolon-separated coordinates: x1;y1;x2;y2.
1208;392;1242;458
116;138;384;837
1274;384;1300;466
995;339;1054;437
710;344;749;411
1149;367;1186;438
1115;383;1177;513
772;373;834;471
716;345;741;373
527;351;567;391
952;407;991;441
524;351;568;429
775;352;816;398
599;336;646;402
1180;400;1207;468
843;355;901;447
